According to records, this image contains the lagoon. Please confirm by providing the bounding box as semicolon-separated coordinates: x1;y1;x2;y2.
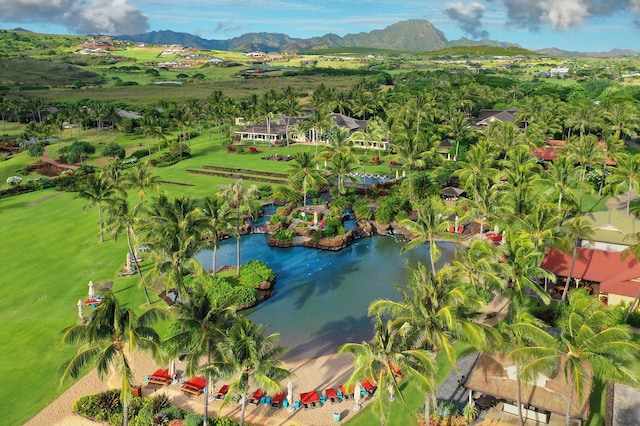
196;233;454;361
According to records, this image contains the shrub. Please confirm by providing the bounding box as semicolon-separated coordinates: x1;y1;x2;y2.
269;214;288;225
6;175;22;186
239;260;275;287
184;413;204;426
128;149;150;160
103;142;125;159
352;199;372;220
273;229;294;242
149;394;171;413
161;406;186;420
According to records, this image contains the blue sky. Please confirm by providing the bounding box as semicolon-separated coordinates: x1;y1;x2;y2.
0;0;638;52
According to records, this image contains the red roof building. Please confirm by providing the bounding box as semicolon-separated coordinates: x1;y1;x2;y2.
541;247;640;306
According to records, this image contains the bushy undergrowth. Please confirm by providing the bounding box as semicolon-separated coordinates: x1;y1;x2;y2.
73;390;239;426
239;259;275;286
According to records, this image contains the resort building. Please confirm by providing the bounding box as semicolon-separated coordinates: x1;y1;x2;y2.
234;113;390;149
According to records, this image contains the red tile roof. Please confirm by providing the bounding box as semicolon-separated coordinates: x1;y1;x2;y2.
541;247;640;297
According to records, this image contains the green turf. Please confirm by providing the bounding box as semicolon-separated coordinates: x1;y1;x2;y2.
0;189;159;424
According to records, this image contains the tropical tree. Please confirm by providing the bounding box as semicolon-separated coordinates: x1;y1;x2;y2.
339;316;437;426
219;179;260;276
542;156;580;217
559;215;595;302
446;113;472;161
61;290;166;426
400;198;461;275
329;150;359;195
104;196;150;304
165;282;236;425
604;152;640;215
76;171;116;243
513;290;640;426
123;161;161;205
369;263;494;418
287;151;327;206
201;194;235;277
214;317;292;426
140;194;208;299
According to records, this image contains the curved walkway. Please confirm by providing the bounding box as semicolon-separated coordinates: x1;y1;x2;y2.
41;147;78;171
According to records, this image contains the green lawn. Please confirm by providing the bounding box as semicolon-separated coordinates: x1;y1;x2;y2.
0;189;160;424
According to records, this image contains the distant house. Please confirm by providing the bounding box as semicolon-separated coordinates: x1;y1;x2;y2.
473;107;520;129
549;67;570;77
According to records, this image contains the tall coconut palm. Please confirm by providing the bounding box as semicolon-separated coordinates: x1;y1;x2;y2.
513;290;640;426
140;194;208;299
123;161;161;205
542;156;580;217
165;282;236;426
339;316;437;426
452;238;506;292
214;317;292;426
563;134;604;212
370;263;495;417
446;113;472;161
76;171;116;243
219;179;260;277
603;152;640;215
559;215;595;302
104;196;150;304
400;198;461;275
61;290;166;426
329;150;359;195
287;151;327;206
201;194;235;277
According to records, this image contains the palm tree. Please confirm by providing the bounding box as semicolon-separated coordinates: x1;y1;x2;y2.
165;282;236;425
258;90;280;149
329;150;359;195
215;317;292;426
452;238;506;292
348;117;386;190
563;134;604;211
201;194;235;277
123;161;161;205
446;113;472;161
139;113;159;156
61;290;166;426
400;198;461;275
604;152;640;215
76;171;115;243
370;263;494;417
140;194;209;299
287;151;327;206
559;216;595;302
542;156;580;217
219;179;260;276
513;290;640;426
339;316;437;426
104;196;151;304
280;96;302;145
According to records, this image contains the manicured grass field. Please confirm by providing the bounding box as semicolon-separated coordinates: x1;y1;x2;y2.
0;189;160;424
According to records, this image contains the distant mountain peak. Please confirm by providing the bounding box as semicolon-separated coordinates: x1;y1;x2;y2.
115;19;513;53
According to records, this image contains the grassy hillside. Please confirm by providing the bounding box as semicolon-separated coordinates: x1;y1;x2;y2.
0;57;105;88
427;45;541;57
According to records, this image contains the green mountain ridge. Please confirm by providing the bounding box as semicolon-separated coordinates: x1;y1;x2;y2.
115;19;518;53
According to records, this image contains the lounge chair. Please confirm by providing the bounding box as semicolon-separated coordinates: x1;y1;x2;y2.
325;388;340;404
300;390;321;409
448;225;455;233
457;225;464;233
270;391;285;408
147;369;172;386
180;377;206;396
248;389;264;405
361;378;377;395
214;384;229;400
389;363;403;380
338;384;354;400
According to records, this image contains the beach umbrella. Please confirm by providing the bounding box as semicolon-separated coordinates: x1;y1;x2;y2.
402;169;405;178
126;252;132;271
395;170;399;180
286;380;294;411
88;280;95;298
353;383;362;410
313;211;318;226
494;224;499;234
324;159;328;169
169;359;176;380
502;230;506;244
77;299;83;320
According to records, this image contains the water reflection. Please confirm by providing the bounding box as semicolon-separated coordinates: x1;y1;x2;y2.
196;234;454;361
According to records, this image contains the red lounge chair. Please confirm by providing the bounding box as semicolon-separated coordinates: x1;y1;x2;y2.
449;225;455;233
389;363;403;380
457;225;464;233
301;390;320;409
361;378;377;394
270;391;285;408
338;384;354;399
215;384;229;400
248;389;264;405
325;388;339;404
147;369;172;386
181;376;206;396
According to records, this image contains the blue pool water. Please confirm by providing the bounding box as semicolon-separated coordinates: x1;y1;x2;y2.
196;234;454;361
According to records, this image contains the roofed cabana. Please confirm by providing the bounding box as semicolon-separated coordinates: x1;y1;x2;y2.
464;352;591;424
441;186;465;201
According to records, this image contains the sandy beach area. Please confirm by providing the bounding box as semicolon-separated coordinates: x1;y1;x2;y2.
25;351;368;426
